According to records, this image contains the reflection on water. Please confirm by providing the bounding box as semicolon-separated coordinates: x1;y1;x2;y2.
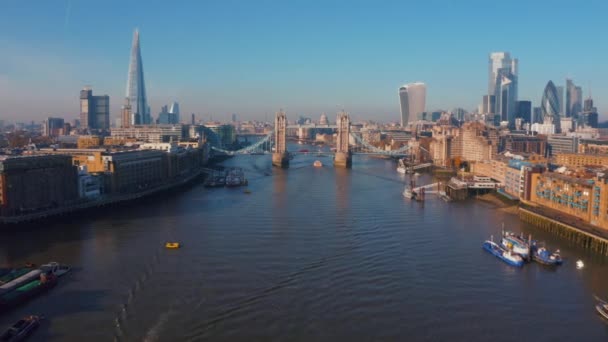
0;146;607;341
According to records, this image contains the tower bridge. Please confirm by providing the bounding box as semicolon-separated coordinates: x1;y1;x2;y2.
210;110;417;168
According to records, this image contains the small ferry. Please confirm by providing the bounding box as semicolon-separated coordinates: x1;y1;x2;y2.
501;231;531;260
530;244;563;266
0;315;41;342
483;237;524;267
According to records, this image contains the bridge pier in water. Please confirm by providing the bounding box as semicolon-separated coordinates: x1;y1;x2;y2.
334;111;352;168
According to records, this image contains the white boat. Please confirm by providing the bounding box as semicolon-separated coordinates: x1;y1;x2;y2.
403;188;414;199
313;160;322;167
501;232;530;260
576;260;584;269
40;262;71;277
397;159;408;174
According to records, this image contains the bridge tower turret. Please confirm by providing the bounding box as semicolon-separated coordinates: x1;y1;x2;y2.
334;110;352;168
272;110;289;168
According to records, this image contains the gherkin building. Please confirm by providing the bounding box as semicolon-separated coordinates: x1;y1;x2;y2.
541;80;560;122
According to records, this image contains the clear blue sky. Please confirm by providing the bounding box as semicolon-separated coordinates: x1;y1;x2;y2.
1;0;606;123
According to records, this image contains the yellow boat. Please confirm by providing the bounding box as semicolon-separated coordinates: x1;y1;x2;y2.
165;242;180;249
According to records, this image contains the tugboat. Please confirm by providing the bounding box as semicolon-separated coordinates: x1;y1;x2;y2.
0;315;41;341
530;243;563;266
483;236;524;267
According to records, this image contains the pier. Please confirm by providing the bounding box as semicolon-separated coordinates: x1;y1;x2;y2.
519;206;608;256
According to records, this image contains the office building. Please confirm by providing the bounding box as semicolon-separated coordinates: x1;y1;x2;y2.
43;117;65;137
579;97;599;128
488;52;518;123
80;87;110;131
111;125;183;143
547;135;579;155
541;81;560;132
126;29;150;125
516;101;532;123
482;95;496;115
399;82;426;126
158;102;180;124
566;79;583;118
556;85;564;116
533;107;543;124
169;102;180;124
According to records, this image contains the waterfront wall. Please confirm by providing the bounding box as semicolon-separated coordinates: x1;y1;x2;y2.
519;207;608;256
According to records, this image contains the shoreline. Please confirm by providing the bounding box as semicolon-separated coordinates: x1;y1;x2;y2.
0;169;209;226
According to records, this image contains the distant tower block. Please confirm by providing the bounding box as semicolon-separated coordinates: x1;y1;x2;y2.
334;110;352;168
272;110;289;168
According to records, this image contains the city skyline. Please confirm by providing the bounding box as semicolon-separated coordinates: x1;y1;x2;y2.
1;1;607;123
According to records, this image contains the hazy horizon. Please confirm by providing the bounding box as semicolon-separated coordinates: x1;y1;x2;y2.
1;0;607;123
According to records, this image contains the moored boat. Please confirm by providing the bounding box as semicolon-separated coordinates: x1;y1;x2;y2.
501;231;530;260
40;262;71;277
0;267;35;287
0;315;41;342
0;272;57;314
0;270;43;295
483;238;524;267
530;244;563;266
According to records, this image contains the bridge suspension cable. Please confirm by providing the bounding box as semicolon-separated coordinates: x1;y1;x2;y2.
212;132;274;155
349;133;412;156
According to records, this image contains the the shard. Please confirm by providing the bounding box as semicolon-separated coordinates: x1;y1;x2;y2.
126;29;150;125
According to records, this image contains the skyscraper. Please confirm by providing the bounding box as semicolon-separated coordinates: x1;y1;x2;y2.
556;85;564;116
516;100;532;123
398;82;426;126
126;29;150;125
169;102;180;123
541;81;560;131
80;87;110;131
488;52;518;125
566;79;583;118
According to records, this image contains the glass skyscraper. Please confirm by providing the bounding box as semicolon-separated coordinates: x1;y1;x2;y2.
488;52;518;127
398;82;426;126
541;80;560;131
126;29;150;125
566;79;583;119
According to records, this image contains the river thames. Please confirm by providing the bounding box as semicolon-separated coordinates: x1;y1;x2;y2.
1;147;608;341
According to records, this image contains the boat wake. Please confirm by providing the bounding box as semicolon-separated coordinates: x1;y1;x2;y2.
113;248;163;341
183;246;355;340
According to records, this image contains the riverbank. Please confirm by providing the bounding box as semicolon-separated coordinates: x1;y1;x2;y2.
475;192;519;214
0;169;208;226
474;191;608;254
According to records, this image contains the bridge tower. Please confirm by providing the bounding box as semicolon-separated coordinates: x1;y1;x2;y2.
272;110;289;168
334;110;352;168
